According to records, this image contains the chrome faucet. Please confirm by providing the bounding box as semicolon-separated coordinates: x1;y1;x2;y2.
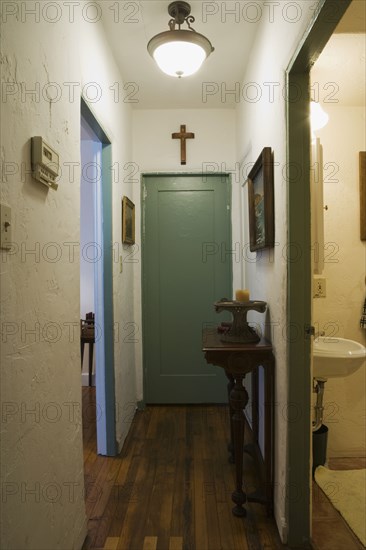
305;325;326;339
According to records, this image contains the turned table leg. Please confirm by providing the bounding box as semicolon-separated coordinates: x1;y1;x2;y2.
230;373;249;517
225;371;235;463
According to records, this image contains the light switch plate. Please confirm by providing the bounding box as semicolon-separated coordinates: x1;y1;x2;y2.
0;203;12;249
313;277;326;298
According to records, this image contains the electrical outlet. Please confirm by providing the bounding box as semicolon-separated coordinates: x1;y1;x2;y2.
313;277;326;298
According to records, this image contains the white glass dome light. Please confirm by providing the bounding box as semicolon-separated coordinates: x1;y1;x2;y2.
311;101;329;132
150;36;208;78
147;2;214;78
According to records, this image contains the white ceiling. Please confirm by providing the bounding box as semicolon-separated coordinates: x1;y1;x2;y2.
311;33;366;107
311;0;366;107
99;0;366;110
335;0;366;33
99;0;263;109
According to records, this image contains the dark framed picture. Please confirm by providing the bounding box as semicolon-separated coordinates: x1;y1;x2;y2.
122;196;135;244
248;147;274;252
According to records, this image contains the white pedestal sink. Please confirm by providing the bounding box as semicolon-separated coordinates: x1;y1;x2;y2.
313;336;366;379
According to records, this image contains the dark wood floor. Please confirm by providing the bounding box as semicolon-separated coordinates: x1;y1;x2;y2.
81;388;286;550
81;388;365;550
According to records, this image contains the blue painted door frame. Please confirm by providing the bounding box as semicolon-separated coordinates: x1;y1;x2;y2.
81;98;116;456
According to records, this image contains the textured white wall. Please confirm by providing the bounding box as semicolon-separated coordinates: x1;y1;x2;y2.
313;106;366;457
235;1;320;538
132;109;236;401
0;10;88;550
0;4;134;549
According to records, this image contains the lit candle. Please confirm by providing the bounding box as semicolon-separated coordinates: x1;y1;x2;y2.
235;289;250;302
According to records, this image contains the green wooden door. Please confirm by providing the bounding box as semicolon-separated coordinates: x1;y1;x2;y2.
142;174;232;403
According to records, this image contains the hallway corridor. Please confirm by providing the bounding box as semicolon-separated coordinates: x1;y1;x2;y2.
81;390;285;550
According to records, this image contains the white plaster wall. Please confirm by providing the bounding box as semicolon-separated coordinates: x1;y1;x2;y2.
235;1;321;538
132;109;236;401
313;106;366;457
0;11;87;550
1;4;134;549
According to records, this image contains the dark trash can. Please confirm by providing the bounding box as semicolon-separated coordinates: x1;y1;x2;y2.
312;424;328;475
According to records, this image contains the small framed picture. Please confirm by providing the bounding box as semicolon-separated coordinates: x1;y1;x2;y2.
122;196;135;245
247;147;274;252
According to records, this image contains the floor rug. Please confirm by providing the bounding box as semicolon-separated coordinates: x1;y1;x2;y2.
315;466;366;546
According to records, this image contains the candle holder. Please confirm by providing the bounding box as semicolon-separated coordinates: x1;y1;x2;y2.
214;299;267;343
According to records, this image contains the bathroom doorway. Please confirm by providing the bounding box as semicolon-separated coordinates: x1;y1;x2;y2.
286;0;353;545
309;4;366;548
80;98;116;456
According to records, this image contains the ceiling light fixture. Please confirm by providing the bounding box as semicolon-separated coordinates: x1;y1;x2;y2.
311;101;329;133
147;1;214;78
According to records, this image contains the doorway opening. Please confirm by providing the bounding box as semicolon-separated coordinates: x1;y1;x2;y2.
80;98;117;456
286;0;352;546
309;4;366;548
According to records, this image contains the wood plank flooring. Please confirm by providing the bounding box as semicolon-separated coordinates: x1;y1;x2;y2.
82;388;366;549
81;388;286;550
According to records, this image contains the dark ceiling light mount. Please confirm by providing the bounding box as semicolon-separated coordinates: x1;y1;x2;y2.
147;1;215;78
167;1;192;27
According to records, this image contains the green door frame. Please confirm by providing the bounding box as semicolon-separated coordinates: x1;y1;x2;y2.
286;0;351;546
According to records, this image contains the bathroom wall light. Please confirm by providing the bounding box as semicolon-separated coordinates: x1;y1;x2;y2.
147;1;214;78
311;101;329;133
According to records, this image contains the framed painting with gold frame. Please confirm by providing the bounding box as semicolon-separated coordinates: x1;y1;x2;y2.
122;196;135;245
248;147;274;252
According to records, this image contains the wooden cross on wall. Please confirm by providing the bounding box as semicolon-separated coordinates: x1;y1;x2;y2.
172;124;195;165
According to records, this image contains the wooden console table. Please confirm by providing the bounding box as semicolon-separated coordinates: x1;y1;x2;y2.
202;328;274;517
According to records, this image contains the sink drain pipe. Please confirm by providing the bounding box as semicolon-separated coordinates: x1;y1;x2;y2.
312;378;328;474
312;378;326;431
